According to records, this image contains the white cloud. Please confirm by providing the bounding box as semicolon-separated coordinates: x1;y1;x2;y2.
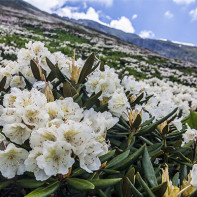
57;7;135;33
57;7;100;22
110;16;135;33
24;0;113;12
164;11;174;19
173;0;195;5
24;0;65;12
139;30;155;39
190;8;197;21
132;14;138;20
66;0;113;7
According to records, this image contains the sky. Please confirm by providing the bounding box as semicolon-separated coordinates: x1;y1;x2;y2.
24;0;197;46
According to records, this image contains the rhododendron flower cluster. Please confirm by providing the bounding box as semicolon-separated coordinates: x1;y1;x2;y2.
0;88;118;180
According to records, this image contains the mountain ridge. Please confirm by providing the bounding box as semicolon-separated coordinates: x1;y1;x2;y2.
69;18;197;64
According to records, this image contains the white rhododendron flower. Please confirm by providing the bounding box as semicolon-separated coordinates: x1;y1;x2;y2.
182;124;197;146
191;164;197;189
22;105;49;128
46;102;64;120
57;120;92;154
24;147;49;181
2;123;31;144
57;98;83;122
10;76;26;89
0;143;28;179
85;65;121;99
30;125;58;148
78;139;108;173
83;108;118;136
108;89;130;117
36;141;74;176
171;117;183;131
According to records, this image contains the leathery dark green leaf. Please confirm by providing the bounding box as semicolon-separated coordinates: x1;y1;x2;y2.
89;178;122;189
17;179;45;188
99;150;116;163
0;76;7;92
106;150;130;168
25;181;60;197
112;144;145;170
126;177;143;197
142;146;158;187
67;178;95;191
78;53;95;83
136;172;156;197
30;60;41;81
0;181;11;190
151;182;167;196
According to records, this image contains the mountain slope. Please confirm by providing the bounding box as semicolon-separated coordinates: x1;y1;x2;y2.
72;19;197;64
0;0;196;87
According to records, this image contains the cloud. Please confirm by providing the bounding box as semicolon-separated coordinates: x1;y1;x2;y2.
139;30;155;39
66;0;113;7
24;0;65;12
132;14;138;20
110;16;135;33
164;11;174;19
57;7;100;22
190;8;197;21
24;0;113;12
57;7;135;33
173;0;195;5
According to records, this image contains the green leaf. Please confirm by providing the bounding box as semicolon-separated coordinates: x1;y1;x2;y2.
112;144;145;170
140;117;155;127
67;178;95;191
102;169;120;174
172;172;179;187
106;150;130;169
25;181;60;197
99;61;105;71
0;181;11;190
78;53;95;83
71;168;87;177
98;189;107;197
46;71;56;81
125;167;135;184
30;60;41;81
17;179;45;189
135;123;157;136
136;172;156;197
126;178;143;197
142;147;158;187
99;150;116;163
83;91;102;109
46;57;56;73
132;114;142;129
180;165;187;185
155;108;178;125
131;92;144;106
89;178;122;189
185;110;197;130
0;76;7;92
63;82;77;98
151;182;167;196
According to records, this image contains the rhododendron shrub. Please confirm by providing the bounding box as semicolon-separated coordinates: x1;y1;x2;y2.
0;41;197;196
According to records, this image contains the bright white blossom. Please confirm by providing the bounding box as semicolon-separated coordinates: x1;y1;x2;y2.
0;143;28;179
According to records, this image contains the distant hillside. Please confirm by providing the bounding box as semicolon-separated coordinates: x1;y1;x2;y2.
70;18;197;65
